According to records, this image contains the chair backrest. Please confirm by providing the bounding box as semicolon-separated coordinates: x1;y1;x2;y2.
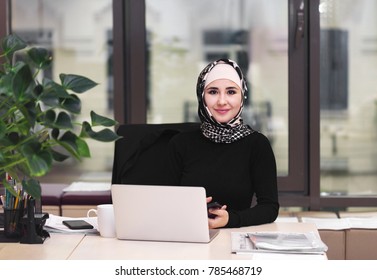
111;123;200;185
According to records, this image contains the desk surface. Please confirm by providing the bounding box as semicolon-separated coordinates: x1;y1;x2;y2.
0;233;85;260
0;222;326;260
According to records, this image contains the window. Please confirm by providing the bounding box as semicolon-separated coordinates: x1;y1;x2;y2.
115;0;311;196
320;0;377;199
11;0;114;183
146;1;289;179
6;0;377;208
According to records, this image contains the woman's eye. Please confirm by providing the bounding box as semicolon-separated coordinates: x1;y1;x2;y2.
227;90;237;95
208;90;218;95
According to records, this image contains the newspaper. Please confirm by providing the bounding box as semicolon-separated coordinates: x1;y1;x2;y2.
231;231;328;254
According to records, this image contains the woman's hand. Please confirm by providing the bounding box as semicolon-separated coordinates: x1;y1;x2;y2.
206;197;228;229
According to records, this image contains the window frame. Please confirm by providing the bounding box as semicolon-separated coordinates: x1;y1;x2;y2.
0;1;10;45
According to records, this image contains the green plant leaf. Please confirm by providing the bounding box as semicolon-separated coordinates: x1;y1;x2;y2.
0;133;13;147
7;131;20;145
76;137;91;157
19;100;37;128
14;122;31;136
90;111;117;127
42;78;71;97
0;119;5;138
60;94;81;114
27;47;52;69
58;131;80;160
20;141;53;176
33;84;44;97
51;128;59;139
39;92;60;107
80;121;121;142
55;111;73;129
27;150;52;176
60;74;98;93
51;149;70;162
41;109;56;126
0;72;14;96
22;178;41;199
12;64;34;101
40;79;70;106
2;179;18;197
1;34;27;62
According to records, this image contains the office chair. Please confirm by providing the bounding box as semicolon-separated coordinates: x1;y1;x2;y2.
111;123;200;185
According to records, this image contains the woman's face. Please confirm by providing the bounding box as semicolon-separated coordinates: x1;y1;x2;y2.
203;79;243;124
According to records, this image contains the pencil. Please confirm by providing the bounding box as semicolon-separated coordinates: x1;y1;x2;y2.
14;191;20;209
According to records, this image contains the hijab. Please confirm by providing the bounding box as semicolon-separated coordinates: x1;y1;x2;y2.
196;58;254;143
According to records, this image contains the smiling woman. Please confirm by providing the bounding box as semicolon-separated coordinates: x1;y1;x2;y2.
165;58;279;229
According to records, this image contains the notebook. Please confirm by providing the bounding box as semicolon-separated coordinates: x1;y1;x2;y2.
111;184;219;243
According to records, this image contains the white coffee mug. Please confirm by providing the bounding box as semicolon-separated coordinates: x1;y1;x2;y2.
87;204;116;238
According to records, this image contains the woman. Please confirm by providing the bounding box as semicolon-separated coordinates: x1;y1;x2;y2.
167;58;279;228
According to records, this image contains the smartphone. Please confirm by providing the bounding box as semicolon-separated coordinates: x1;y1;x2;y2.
62;220;94;230
207;202;222;219
207;202;222;209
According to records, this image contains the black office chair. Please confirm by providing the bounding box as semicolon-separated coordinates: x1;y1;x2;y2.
111;123;200;185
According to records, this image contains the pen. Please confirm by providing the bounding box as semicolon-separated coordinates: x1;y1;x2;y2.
5;189;11;208
246;233;258;249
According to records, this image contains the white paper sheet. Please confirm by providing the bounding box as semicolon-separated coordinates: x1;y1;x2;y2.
275;217;299;223
44;214;99;234
300;217;351;230
62;182;111;192
301;216;377;230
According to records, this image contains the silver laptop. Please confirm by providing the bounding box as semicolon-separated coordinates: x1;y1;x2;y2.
111;184;219;243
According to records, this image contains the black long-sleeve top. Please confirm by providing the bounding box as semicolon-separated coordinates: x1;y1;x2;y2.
166;128;279;228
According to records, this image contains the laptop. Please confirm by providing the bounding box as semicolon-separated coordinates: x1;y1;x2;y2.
111;184;220;243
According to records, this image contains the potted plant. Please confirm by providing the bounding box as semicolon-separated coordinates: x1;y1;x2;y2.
0;34;120;202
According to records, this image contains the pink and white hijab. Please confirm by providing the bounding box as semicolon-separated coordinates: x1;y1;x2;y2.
196;58;253;143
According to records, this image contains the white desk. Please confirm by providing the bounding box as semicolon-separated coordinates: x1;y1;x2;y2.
69;222;326;260
0;233;85;260
0;222;327;260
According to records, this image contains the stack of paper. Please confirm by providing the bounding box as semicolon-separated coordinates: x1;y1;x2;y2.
275;216;299;223
62;182;111;192
300;217;350;230
301;217;377;230
44;214;99;234
231;231;328;255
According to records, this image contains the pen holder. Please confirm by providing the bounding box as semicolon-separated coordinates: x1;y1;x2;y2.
3;207;24;238
20;198;50;244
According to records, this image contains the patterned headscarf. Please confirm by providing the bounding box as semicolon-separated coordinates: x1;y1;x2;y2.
196;58;253;143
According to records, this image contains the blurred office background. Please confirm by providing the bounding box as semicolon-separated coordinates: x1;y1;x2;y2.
6;0;377;210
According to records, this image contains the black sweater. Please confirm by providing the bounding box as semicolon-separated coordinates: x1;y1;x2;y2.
166;129;279;228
